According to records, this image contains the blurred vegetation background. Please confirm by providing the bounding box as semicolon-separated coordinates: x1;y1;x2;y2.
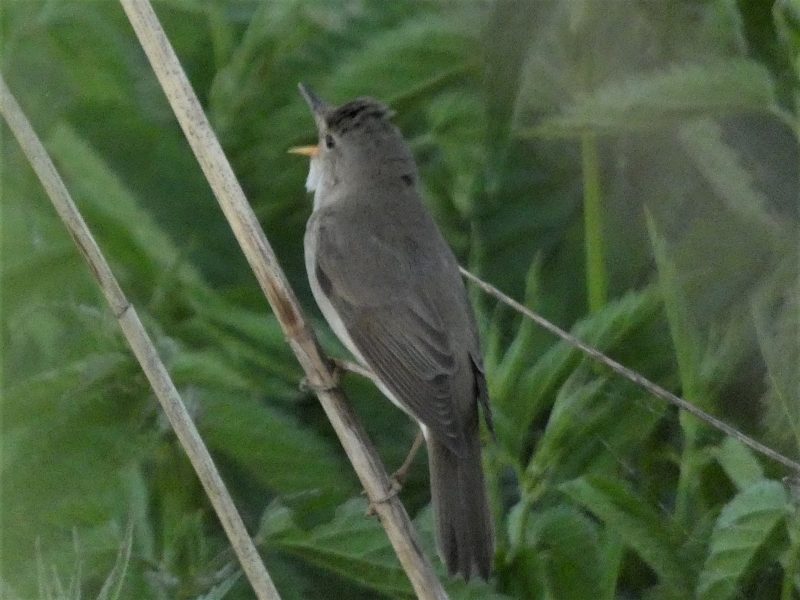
2;0;799;598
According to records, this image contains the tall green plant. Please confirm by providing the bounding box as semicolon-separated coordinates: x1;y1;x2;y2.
3;0;799;598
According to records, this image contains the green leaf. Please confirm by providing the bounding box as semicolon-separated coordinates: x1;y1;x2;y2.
598;532;624;600
525;372;608;481
561;475;692;595
2;350;131;429
2;391;153;595
494;286;662;459
332;11;480;105
192;571;241;600
119;463;156;564
447;578;512;600
696;480;789;600
424;90;487;223
0;579;23;600
169;349;254;392
487;255;543;401
264;500;509;599
209;0;312;135
714;438;764;491
265;499;412;596
751;269;800;450
185;288;300;386
46;124;205;293
523;60;777;137
199;391;354;514
678;119;784;237
646;211;703;403
528;505;603;599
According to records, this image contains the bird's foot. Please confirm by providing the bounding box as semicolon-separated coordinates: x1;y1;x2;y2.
298;358;343;393
364;479;403;517
363;431;425;516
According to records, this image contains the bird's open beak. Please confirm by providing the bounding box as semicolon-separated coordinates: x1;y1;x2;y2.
298;83;328;116
288;145;319;157
291;84;328;158
298;81;329;136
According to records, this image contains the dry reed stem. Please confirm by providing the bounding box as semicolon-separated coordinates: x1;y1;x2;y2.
460;267;800;476
117;0;448;597
0;76;281;600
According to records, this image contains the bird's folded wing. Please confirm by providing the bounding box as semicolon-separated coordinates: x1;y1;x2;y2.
315;217;464;450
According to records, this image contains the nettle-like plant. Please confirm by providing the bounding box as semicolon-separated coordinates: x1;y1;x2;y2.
2;1;798;599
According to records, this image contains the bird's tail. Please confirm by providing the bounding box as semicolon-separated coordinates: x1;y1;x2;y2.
428;431;494;580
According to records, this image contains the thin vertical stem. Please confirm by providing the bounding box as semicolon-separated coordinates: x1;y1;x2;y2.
599;532;623;600
582;132;608;312
781;512;800;600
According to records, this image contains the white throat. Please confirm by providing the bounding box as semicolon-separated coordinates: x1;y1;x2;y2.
305;157;321;189
305;157;333;210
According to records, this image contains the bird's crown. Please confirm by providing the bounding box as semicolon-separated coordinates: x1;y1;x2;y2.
325;98;394;135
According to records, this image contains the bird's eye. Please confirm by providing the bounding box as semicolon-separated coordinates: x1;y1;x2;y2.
324;134;335;149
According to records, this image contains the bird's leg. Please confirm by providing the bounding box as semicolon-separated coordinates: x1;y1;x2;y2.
391;429;425;488
365;430;425;516
330;357;375;381
303;358;424;512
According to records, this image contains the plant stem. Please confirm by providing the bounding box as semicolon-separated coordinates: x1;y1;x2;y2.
117;1;449;596
460;266;800;475
582;132;608;312
675;414;701;525
0;74;280;600
781;509;800;600
599;531;623;600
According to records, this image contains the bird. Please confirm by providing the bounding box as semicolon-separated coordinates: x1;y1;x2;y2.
290;83;494;580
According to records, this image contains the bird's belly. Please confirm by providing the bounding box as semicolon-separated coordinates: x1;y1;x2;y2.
305;243;365;363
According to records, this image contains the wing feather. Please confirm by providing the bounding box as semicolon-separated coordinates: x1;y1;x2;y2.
346;310;462;448
313;211;465;449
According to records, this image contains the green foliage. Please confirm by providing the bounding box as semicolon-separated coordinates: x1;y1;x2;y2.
95;520;135;600
492;286;664;461
3;0;799;598
261;500;509;600
752;263;800;450
200;391;354;516
561;476;693;596
261;499;413;597
695;480;790;600
524;59;777;136
715;438;765;492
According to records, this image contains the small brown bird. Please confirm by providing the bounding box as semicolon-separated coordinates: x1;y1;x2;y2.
291;84;494;579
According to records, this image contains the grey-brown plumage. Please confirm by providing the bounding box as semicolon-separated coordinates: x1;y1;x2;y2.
295;83;494;580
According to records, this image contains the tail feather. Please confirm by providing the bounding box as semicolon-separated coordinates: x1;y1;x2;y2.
428;431;493;580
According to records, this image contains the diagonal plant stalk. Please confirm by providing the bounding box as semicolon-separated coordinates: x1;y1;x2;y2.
117;0;448;598
4;2;796;596
459;267;800;477
0;76;281;600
